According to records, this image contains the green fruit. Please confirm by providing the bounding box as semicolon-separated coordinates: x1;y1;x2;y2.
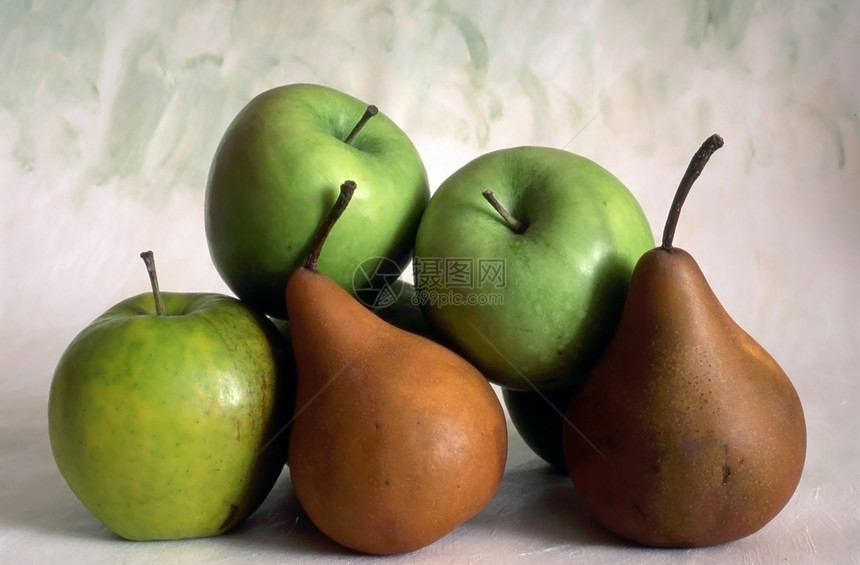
205;83;429;319
414;146;654;390
48;254;294;540
503;386;577;472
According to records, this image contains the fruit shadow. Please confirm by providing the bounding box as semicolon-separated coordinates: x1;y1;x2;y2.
465;456;630;551
223;467;356;557
0;393;341;552
0;401;118;541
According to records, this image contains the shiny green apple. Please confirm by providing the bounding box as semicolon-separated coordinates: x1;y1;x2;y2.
48;253;294;540
414;146;654;391
205;83;429;319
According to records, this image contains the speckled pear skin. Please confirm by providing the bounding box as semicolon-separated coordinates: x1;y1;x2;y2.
563;248;806;548
48;292;293;541
286;268;508;555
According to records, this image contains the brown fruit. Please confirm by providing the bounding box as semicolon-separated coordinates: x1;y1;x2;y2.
563;135;806;547
286;181;507;555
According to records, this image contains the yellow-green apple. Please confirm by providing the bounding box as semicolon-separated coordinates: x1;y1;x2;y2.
47;252;294;540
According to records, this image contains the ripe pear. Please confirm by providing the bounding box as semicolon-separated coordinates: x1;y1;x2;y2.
285;181;508;555
563;135;806;548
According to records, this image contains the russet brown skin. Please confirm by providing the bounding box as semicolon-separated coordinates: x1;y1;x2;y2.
563;247;806;547
286;268;508;555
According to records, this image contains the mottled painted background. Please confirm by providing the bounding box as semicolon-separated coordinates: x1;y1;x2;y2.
1;1;858;562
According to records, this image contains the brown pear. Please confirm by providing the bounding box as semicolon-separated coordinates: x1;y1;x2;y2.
285;181;507;555
563;135;806;548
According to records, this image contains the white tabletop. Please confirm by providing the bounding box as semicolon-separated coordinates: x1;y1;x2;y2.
2;1;858;563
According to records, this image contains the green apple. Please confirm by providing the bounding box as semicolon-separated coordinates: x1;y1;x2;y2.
205;83;430;319
503;386;577;472
414;146;654;390
47;252;294;541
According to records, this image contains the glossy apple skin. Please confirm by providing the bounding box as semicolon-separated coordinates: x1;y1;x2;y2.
205;83;429;319
414;147;653;391
48;292;294;541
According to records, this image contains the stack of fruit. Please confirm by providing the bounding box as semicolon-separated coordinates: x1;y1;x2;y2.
48;83;806;554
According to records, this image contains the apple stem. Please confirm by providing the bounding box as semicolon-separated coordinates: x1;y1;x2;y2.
305;180;357;272
140;250;165;316
482;190;526;234
344;105;378;145
661;134;725;250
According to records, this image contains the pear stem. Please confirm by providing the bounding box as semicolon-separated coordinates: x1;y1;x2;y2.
140;250;165;316
482;189;526;234
344;105;378;145
305;180;357;272
661;134;725;250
